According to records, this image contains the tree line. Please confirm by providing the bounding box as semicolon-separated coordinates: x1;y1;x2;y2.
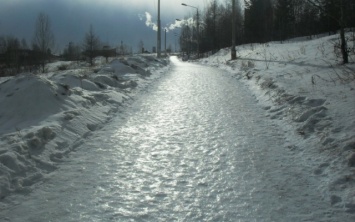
0;12;131;76
180;0;354;63
0;13;55;75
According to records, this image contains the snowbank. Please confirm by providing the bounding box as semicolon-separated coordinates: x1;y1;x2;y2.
199;33;355;212
0;55;169;198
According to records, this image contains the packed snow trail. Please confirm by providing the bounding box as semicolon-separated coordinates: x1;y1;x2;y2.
1;57;352;221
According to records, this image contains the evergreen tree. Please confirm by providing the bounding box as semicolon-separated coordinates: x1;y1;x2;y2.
179;25;192;56
203;0;219;52
216;3;233;49
320;0;339;34
298;1;320;38
274;0;294;41
244;0;273;43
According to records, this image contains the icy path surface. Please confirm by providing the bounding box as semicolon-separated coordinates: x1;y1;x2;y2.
1;57;352;221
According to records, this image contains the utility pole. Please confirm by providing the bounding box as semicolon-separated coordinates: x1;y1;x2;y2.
231;0;237;60
196;9;199;58
157;0;161;58
164;28;167;56
174;32;177;53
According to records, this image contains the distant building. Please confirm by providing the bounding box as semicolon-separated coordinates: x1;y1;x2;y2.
152;47;156;53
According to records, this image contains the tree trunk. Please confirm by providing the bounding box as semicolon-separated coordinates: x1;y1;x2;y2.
340;27;348;64
339;0;348;64
305;0;348;64
231;0;237;60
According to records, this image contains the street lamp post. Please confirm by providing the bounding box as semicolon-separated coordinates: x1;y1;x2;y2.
181;3;199;58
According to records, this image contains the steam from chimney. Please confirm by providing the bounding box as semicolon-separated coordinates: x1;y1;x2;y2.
139;12;194;32
138;12;158;31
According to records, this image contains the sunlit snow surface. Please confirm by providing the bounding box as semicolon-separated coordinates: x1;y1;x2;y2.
1;58;352;221
200;33;355;214
1;34;354;221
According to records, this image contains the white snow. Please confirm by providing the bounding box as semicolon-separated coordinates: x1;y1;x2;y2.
0;55;169;198
199;33;355;212
0;32;354;215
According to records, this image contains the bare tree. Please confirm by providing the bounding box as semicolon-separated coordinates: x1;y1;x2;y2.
33;12;55;73
305;0;349;64
83;25;100;66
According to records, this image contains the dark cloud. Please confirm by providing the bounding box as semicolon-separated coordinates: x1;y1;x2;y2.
0;0;206;53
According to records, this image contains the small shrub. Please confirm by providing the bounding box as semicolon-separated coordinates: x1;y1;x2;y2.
317;43;326;56
248;61;255;68
241;60;255;70
300;45;306;55
263;47;271;69
57;64;68;71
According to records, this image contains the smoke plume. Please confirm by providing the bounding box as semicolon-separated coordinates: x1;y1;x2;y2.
139;12;194;32
139;12;158;31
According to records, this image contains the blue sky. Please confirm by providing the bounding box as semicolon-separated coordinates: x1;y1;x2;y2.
0;0;207;53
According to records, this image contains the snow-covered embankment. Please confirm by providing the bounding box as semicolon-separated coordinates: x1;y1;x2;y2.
200;33;355;212
0;55;169;198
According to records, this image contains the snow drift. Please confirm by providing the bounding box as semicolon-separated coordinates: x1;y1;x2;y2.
0;55;169;198
199;33;355;213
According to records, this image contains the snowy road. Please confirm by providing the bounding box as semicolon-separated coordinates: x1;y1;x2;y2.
1;57;352;221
